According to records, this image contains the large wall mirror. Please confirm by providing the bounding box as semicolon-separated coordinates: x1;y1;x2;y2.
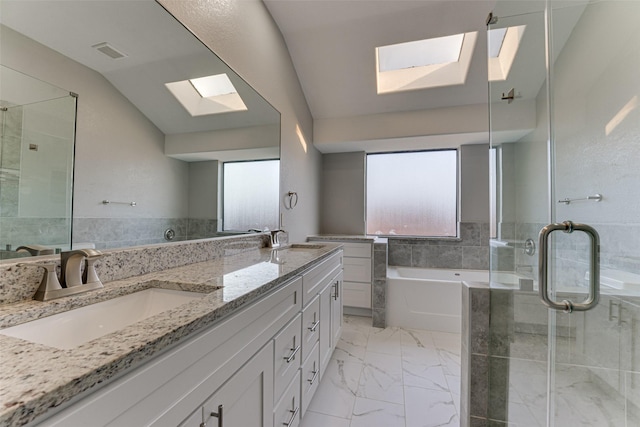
0;0;281;259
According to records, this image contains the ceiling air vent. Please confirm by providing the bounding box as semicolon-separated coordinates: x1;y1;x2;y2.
92;42;127;60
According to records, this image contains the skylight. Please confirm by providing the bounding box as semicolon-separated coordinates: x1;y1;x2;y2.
488;26;526;81
378;34;464;72
165;73;247;116
488;28;507;58
376;32;478;94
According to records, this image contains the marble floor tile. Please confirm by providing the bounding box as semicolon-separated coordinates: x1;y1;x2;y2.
357;351;405;404
300;411;350;427
308;357;362;419
336;328;368;362
367;326;403;356
437;348;462;377
401;328;437;349
404;385;458;427
349;397;406;427
302;316;462;427
403;355;449;392
431;331;462;355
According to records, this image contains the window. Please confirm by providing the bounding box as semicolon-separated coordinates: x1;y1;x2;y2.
223;160;279;231
366;150;457;237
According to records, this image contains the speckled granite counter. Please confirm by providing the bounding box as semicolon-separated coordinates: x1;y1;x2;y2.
0;243;341;427
307;234;378;243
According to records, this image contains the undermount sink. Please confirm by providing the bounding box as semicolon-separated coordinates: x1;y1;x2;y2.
0;288;206;350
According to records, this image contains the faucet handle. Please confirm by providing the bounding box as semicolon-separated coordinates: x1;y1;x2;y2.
82;252;104;286
17;263;63;300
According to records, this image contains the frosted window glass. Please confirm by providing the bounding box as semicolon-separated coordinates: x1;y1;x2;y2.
366;151;457;236
223;160;279;231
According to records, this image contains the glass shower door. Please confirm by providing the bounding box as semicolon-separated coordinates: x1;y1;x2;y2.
488;1;640;426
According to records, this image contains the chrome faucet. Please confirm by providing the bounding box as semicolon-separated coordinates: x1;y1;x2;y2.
269;229;286;248
18;249;105;301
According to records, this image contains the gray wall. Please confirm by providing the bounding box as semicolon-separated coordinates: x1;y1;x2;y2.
460;144;490;223
320;152;365;234
188;161;219;220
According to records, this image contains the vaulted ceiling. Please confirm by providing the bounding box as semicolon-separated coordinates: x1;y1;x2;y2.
263;0;497;120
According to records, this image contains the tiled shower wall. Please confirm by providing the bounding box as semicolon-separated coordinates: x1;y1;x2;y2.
72;217;219;250
388;221;490;270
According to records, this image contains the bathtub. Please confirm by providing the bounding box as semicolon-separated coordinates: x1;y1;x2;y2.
386;267;489;333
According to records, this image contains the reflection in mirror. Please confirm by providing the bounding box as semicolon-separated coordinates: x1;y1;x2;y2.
0;0;280;258
0;66;76;259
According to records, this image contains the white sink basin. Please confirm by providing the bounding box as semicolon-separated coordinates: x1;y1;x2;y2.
0;288;206;349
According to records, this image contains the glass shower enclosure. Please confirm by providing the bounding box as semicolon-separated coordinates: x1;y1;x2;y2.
487;1;640;426
0;65;76;259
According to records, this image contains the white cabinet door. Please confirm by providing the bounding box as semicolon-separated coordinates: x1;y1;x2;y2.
331;273;343;348
319;281;333;375
181;342;274;427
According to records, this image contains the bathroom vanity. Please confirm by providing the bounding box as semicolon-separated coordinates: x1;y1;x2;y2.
0;239;343;427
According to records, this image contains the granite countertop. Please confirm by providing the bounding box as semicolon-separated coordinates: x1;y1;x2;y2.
307;234;378;243
0;243;341;427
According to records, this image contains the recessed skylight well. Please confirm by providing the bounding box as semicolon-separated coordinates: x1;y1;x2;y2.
488;25;526;81
165;73;247;117
376;32;478;94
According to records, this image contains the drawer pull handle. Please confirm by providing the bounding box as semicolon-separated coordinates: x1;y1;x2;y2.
284;345;301;363
210;404;223;427
333;280;339;300
308;320;320;332
308;369;319;385
283;406;300;427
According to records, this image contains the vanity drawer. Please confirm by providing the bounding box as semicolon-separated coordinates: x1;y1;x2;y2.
343;257;372;283
274;313;302;400
300;341;320;418
301;251;342;306
343;281;372;309
274;371;301;427
342;242;372;258
301;295;320;362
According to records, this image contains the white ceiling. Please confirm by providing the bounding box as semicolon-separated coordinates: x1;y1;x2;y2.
263;0;497;120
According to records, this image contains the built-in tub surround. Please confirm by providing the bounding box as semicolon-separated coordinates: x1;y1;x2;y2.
0;236;342;426
388;222;490;270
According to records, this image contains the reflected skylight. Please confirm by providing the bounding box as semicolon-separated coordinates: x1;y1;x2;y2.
189;74;237;98
165;73;247;116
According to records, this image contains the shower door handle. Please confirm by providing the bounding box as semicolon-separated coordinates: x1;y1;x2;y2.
538;221;600;313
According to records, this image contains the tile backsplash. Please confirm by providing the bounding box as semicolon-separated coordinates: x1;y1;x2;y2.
0;233;269;305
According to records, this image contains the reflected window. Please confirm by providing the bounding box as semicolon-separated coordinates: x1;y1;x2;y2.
366;150;457;237
222;160;279;232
